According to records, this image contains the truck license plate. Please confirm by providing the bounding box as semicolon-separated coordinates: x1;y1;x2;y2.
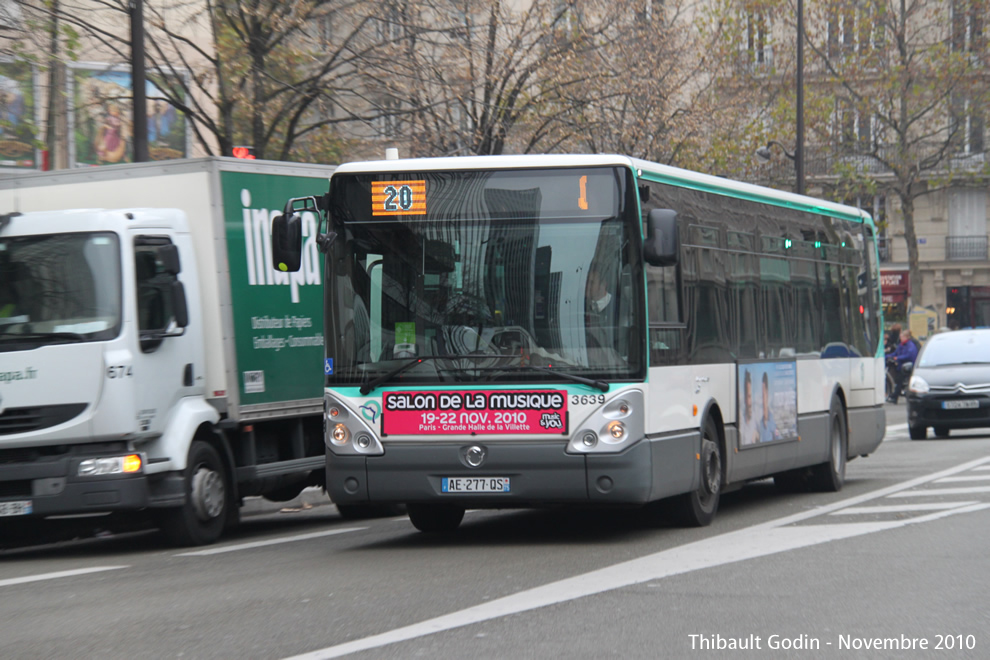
442;477;510;493
0;500;33;517
943;400;979;410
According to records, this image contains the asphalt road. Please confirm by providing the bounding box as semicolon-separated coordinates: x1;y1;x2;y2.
2;401;988;660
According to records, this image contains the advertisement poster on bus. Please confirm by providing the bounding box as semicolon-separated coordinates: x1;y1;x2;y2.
382;390;568;436
737;362;797;447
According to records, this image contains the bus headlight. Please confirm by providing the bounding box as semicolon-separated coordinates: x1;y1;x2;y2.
567;389;644;454
323;393;385;456
331;423;350;446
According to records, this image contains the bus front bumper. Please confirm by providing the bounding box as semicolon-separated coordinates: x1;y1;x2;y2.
326;431;699;508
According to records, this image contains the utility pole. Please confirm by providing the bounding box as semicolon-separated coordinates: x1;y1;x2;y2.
130;0;148;162
796;0;805;195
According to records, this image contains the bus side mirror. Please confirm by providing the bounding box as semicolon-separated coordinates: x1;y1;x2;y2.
272;212;302;273
644;209;678;267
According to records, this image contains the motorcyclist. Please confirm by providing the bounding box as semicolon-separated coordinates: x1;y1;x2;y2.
885;329;918;403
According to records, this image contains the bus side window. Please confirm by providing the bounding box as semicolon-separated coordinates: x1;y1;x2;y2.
646;263;679;324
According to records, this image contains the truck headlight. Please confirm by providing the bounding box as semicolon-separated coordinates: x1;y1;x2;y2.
78;455;143;477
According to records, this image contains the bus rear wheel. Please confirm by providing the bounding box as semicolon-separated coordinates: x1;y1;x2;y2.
666;418;721;527
407;503;465;532
809;398;847;492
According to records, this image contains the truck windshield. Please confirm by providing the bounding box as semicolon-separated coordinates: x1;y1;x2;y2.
0;232;121;345
324;166;645;386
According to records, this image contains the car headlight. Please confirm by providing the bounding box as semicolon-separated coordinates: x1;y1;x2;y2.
908;375;930;394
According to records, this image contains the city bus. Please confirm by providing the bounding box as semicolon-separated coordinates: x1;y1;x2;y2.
271;154;886;532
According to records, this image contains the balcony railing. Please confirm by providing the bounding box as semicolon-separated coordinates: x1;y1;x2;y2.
946;235;989;260
753;142;988;184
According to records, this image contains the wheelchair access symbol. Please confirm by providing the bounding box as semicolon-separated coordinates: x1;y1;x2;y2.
324;358;334;375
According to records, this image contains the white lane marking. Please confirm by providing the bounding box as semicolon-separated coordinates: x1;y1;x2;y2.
935;474;990;483
888;486;990;497
0;566;129;588
282;455;990;660
830;501;978;515
975;466;990;471
886;423;908;433
176;528;367;557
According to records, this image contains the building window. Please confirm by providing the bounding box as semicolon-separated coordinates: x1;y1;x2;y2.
947;187;988;260
950;94;985;155
827;1;885;58
835;101;881;153
743;11;772;71
951;0;985;53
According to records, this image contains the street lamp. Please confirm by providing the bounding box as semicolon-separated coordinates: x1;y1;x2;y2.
756;140;796;163
756;0;805;195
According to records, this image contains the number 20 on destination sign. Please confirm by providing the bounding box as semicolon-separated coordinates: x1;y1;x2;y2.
372;180;427;216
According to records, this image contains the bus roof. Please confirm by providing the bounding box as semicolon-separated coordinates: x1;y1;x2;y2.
332;153;873;225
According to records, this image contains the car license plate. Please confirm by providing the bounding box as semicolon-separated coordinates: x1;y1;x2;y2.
442;477;510;493
943;400;979;410
0;500;32;517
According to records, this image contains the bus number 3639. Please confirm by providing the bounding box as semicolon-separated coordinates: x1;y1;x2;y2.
572;395;606;405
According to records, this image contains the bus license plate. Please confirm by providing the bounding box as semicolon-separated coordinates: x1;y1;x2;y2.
0;500;32;517
943;400;979;410
442;477;510;493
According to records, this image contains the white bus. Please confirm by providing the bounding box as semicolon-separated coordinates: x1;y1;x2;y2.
272;154;886;532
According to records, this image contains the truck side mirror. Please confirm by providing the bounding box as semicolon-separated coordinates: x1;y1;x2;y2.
272;212;302;273
644;209;678;267
172;281;189;328
159;244;182;275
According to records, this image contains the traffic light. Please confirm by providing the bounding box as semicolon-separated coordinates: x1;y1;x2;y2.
232;146;255;160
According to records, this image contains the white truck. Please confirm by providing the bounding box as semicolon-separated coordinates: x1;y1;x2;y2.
0;157;335;546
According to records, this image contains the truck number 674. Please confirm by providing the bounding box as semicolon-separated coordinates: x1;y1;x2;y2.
107;365;133;379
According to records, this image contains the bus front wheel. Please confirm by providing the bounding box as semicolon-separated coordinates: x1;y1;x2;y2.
666;417;722;527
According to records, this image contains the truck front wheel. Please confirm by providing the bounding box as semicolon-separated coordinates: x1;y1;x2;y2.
158;441;228;546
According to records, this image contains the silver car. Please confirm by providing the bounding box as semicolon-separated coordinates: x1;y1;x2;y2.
906;329;990;440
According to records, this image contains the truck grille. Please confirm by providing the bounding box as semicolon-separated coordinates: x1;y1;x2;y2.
0;404;88;436
0;480;32;498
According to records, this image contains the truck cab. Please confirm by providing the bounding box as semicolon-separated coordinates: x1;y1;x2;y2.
0;209;216;539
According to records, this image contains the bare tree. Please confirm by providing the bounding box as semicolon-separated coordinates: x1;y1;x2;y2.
802;0;989;306
360;0;646;157
558;0;736;169
16;0;397;161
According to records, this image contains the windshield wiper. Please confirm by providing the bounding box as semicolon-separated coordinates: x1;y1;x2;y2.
0;331;86;344
500;364;610;392
358;354;503;395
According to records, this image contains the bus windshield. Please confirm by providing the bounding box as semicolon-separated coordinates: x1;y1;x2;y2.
324;166;645;386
